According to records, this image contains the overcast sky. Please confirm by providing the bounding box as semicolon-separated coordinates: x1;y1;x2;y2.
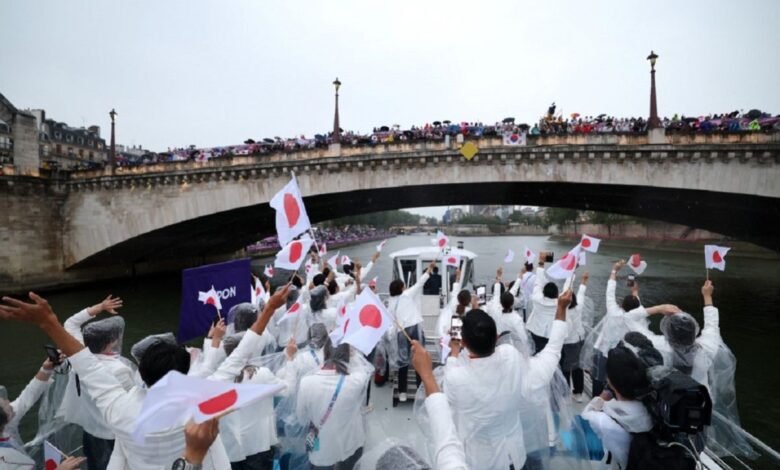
2;1;778;217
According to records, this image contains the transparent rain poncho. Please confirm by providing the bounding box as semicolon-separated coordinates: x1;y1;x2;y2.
283;344;373;469
226;302;259;336
130;333;177;364
579;306;633;379
309;286;328;313
82;315;125;355
414;344;594;470
354;439;432;470
659;312;700;375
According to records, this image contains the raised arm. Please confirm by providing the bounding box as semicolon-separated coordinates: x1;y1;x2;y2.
524;290;571;394
698;281;723;359
9;358;55;428
405;260;435;298
606;260;624;314
63;295;123;344
209;286;289;381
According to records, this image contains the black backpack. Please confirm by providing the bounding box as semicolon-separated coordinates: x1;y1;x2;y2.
626;430;697;470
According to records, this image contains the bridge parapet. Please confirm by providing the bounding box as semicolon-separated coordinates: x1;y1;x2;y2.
65;131;780;181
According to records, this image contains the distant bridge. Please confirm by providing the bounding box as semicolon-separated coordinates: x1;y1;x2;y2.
1;132;778;290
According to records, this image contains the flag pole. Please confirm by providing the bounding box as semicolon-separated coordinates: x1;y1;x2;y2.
706;268;709;281
66;445;83;456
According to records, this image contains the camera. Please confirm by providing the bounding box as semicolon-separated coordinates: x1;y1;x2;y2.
627;275;636;288
544;252;554;263
645;367;712;435
450;316;463;340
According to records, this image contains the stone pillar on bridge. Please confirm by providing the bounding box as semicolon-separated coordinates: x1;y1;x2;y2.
329;77;342;157
646;51;665;145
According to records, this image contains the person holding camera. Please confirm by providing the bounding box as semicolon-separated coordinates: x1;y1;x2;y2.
581;333;660;470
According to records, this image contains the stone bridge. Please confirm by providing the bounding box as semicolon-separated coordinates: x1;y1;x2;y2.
1;132;779;290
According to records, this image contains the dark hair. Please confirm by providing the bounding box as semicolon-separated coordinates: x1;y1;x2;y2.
543;282;559;299
342;263;354;277
606;345;650;400
432;266;439;274
291;274;303;289
500;292;515;312
461;309;497;357
326;281;339;295
568;292;578;310
623;332;664;368
82;317;124;354
389;280;405;297
312;273;325;286
524;262;534;272
621;294;640;312
322;267;331;279
324;343;351;375
456;289;471;315
139;341;191;387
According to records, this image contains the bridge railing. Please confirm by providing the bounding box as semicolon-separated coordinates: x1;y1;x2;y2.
60;131;780;180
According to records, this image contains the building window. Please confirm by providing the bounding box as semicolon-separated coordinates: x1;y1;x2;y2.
89;151;94;161
66;135;73;143
56;144;62;154
42;145;50;156
78;148;84;157
54;131;62;139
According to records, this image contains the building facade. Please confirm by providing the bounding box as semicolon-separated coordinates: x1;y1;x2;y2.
0;92;107;175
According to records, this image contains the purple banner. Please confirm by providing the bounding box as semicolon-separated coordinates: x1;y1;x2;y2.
178;258;251;342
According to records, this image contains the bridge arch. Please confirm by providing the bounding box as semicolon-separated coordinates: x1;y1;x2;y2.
63;140;780;268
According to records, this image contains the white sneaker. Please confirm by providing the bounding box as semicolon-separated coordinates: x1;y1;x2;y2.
399;393;408;402
573;393;584;403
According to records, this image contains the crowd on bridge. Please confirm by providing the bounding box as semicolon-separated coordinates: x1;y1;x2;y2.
109;107;779;168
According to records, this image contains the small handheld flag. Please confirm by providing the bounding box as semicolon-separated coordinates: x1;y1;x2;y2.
198;286;222;311
523;246;537;264
628;254;648;275
274;238;314;271
704;245;731;272
504;249;515;263
580;234;601;253
546;246;582;280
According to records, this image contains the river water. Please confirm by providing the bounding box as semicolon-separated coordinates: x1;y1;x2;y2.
1;234;778;464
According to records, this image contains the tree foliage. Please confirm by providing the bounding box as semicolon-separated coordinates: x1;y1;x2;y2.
325;210;422;228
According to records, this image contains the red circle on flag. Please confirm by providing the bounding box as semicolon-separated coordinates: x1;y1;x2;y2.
343;318;350;334
206;297;216;306
563;253;577;270
581;238;591;248
359;305;382;329
45;459;58;470
447;257;456;264
438;238;446;247
198;389;238;415
283;193;300;228
288;302;300;313
630;254;641;267
712;251;722;263
289;242;303;263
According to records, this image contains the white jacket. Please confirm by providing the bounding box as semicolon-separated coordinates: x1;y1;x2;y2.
526;268;558;338
434;281;462;338
426;392;467;469
442;320;567;470
593;279;641;355
2;373;52;448
206;329;280;462
59;309;137;439
68;348;230;470
564;284;588;344
387;272;430;329
296;368;371;466
582;396;653;470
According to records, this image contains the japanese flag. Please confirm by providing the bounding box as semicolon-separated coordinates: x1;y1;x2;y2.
250;276;266;305
628;254;648;275
436;230;449;249
198;285;222;311
270;175;311;246
329;300;352;345
132;371;284;442
580;234;601;253
276;300;303;325
376;239;388;252
341;288;393;355
319;243;327;256
274;238;314;271
341;255;352;266
327;252;340;270
546;246;582;280
578;251;587;266
705;245;731;271
368;276;378;288
264;265;274;278
44;440;62;470
523;246;537;264
304;259;314;275
504;249;515;263
443;254;461;268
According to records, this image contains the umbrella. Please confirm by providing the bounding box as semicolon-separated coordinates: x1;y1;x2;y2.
263;138;274;143
244;139;255;144
433;121;441;126
443;120;451;125
517;123;530;130
503;117;515;123
379;126;390;132
746;109;762;119
570;113;580;119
